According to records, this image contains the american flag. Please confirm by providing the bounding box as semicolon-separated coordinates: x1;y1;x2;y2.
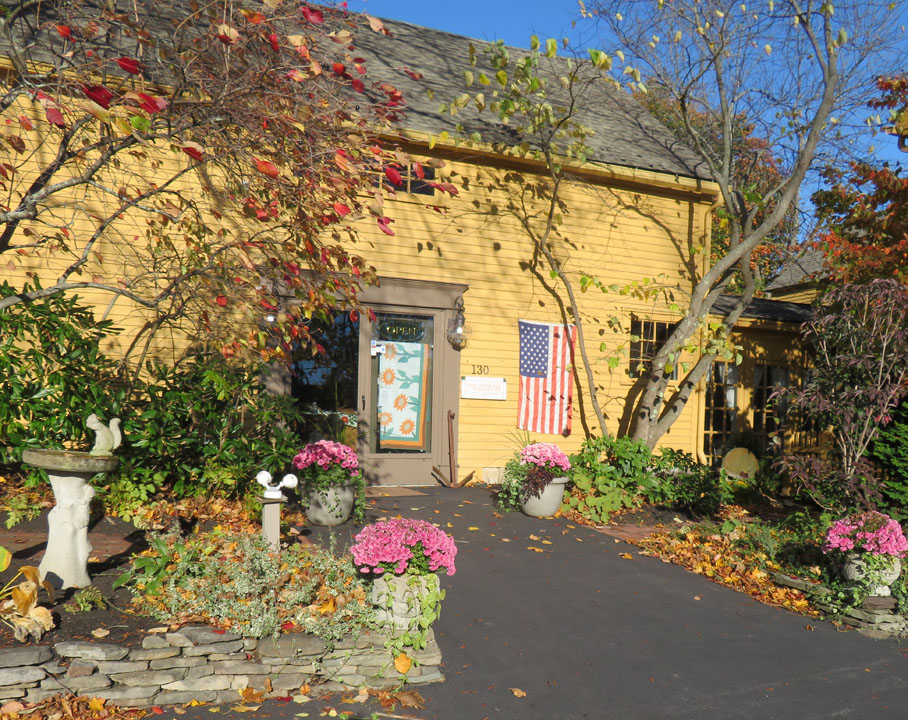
517;320;577;435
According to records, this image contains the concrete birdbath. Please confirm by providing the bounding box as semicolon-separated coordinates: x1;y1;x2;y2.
21;415;121;590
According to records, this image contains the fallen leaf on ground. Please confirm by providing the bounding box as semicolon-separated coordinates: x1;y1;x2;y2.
394;652;412;674
527;546;544;552
619;553;633;559
91;627;110;638
468;526;479;531
510;688;527;697
528;534;540;540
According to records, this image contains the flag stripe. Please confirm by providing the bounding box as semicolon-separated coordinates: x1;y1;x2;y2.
517;320;576;434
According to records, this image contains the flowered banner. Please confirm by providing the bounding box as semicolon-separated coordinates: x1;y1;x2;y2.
376;341;430;450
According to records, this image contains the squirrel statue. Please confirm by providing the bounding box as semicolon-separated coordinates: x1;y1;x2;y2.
87;414;122;456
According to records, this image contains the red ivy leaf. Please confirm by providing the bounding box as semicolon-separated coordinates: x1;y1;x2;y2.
301;5;325;24
268;33;280;52
413;162;425;179
377;217;395;235
215;295;228;307
55;25;72;39
115;57;143;75
384;166;403;187
82;85;113;109
136;93;167;113
403;68;424;81
332;62;346;75
18;115;33;131
333;202;351;217
351;78;365;93
255;159;280;178
368;307;377;323
261;299;278;310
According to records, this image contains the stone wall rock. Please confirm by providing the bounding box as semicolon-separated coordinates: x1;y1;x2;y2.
0;623;444;709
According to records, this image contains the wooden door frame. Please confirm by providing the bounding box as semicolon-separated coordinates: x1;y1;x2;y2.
357;277;468;486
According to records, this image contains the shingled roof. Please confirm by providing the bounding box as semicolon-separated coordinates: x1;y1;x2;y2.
765;246;828;294
711;295;812;325
354;18;711;181
1;3;709;182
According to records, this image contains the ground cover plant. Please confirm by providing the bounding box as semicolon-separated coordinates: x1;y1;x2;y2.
116;527;374;643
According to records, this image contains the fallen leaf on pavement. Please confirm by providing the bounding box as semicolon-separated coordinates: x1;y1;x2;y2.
619;553;633;559
510;688;527;697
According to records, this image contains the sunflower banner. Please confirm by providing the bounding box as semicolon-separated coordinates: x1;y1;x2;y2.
376;341;431;450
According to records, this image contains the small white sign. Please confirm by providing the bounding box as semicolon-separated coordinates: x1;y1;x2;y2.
370;340;386;357
461;376;507;400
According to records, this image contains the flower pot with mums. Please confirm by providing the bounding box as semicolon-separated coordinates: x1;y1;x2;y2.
824;511;908;597
496;442;571;517
351;518;456;656
292;440;365;525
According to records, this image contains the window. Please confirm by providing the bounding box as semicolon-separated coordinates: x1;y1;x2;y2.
629;319;678;379
752;364;789;451
370;160;437;196
703;361;738;466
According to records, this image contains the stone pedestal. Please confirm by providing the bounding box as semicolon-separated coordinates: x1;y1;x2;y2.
22;449;118;590
260;496;285;552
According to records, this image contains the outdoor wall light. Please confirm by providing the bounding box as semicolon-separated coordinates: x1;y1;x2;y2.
446;296;471;350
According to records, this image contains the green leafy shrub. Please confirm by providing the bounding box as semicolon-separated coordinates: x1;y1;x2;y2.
652;448;733;517
0;282;125;477
0;288;309;518
868;400;908;511
564;436;661;524
120;529;374;642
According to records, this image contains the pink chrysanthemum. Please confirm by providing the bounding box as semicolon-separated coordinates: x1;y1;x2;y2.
519;443;571;472
824;511;908;557
351;518;457;576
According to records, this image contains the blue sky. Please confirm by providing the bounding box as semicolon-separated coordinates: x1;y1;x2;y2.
347;0;590;48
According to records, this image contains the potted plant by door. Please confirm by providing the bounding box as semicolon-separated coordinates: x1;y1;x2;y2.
496;442;571;517
823;511;908;597
292;440;365;526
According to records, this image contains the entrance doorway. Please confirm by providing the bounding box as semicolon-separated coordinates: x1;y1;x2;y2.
291;278;466;486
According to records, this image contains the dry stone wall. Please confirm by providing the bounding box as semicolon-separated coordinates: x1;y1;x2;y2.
0;624;444;708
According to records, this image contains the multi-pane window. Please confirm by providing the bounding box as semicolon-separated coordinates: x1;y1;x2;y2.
629;319;678;379
371;160;436;196
752;364;789;451
703;361;738;466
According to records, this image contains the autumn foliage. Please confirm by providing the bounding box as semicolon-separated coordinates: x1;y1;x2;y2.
812;76;908;284
0;0;412;362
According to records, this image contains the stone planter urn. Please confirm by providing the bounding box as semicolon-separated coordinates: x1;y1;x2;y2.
22;448;118;590
841;552;902;597
371;572;442;632
305;484;356;526
520;476;570;518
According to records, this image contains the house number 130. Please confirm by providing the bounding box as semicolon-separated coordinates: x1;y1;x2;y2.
472;365;490;374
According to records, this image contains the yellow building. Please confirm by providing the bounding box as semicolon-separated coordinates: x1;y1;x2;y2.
1;13;813;485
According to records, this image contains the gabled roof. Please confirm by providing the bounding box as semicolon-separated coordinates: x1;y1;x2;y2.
765;247;828;294
354;18;711;181
1;3;709;182
712;295;812;325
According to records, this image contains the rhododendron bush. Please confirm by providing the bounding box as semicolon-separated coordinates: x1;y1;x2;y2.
351;518;457;576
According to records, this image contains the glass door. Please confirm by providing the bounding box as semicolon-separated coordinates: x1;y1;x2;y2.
359;309;444;484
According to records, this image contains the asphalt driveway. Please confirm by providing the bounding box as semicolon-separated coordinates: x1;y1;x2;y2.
161;486;908;719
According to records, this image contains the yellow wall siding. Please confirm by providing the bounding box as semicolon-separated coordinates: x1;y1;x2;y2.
343;158;714;476
6;111;808;480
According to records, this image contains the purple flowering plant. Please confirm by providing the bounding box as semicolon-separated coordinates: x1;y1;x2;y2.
823;511;908;557
350;518;457;576
292;440;365;522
